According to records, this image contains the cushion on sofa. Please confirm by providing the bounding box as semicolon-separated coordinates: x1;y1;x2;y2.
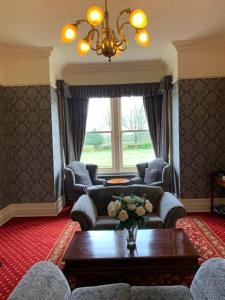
71;283;131;300
131;286;193;300
75;170;92;186
144;168;160;184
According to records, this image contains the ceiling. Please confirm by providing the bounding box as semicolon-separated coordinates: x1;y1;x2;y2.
0;0;225;65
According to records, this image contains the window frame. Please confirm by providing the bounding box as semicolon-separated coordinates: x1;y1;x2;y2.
83;97;153;173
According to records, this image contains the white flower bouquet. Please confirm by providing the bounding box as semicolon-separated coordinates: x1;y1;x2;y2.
107;194;153;230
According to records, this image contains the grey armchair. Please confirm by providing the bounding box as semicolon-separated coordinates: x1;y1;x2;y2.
71;185;185;231
64;161;106;203
131;158;172;191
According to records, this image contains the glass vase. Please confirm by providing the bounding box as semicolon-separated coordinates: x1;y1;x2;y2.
125;223;138;248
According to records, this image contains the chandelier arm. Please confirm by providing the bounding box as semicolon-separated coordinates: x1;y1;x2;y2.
118;40;128;52
115;21;130;47
116;9;131;34
75;19;95;31
87;29;102;51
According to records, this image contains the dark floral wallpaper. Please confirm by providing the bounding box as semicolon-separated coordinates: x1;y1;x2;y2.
0;85;56;209
178;78;225;199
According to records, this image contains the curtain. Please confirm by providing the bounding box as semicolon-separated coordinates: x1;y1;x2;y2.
56;80;89;164
143;76;172;162
143;94;163;158
69;82;160;98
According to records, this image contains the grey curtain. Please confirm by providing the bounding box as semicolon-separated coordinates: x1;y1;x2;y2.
57;80;89;164
143;76;172;162
69;82;159;98
143;94;162;158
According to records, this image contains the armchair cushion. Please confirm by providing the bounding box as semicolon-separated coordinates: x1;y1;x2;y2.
75;170;92;186
144;168;160;185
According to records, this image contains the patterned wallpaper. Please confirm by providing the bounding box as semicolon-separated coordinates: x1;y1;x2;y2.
0;86;8;209
51;87;63;201
1;85;55;208
178;78;225;199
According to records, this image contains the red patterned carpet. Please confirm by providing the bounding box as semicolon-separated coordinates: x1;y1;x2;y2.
0;208;80;300
0;212;224;299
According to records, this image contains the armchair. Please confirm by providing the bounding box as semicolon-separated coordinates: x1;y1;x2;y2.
64;161;105;203
131;158;172;191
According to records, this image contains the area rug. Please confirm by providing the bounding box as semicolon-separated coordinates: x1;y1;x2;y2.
0;208;80;300
0;215;224;299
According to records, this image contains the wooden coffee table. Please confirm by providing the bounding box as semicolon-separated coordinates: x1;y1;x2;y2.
63;229;199;287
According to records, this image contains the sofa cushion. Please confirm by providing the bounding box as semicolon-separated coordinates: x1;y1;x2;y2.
95;216;120;230
144;168;160;185
131;286;193;300
75;170;92;186
144;214;164;229
72;283;131;300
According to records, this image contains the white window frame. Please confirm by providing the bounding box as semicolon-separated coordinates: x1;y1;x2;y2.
84;97;151;173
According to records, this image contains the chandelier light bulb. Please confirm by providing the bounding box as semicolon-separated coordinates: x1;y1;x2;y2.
78;39;91;56
130;9;147;29
87;6;104;26
61;24;78;43
135;29;150;47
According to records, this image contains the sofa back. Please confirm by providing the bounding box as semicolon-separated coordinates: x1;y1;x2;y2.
88;185;164;215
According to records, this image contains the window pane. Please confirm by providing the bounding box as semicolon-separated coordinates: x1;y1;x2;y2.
86;98;111;132
121;96;148;131
81;133;112;168
122;131;155;167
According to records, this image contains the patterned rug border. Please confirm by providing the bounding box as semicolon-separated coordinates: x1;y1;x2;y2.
177;217;225;263
46;221;80;267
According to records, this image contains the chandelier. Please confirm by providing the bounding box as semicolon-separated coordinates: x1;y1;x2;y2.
61;0;150;62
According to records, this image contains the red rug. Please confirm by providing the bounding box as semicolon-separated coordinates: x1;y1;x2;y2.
0;213;224;299
0;208;80;300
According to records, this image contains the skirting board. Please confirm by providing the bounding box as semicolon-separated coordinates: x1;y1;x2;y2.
0;196;65;226
181;198;225;213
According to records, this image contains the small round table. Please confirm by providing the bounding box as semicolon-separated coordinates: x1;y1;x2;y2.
107;178;129;186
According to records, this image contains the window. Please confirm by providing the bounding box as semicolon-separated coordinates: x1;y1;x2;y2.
81;96;155;172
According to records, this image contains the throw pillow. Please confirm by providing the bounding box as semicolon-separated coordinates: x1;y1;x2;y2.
144;168;160;185
75;170;92;186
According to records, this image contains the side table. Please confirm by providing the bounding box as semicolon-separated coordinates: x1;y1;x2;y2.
210;171;225;215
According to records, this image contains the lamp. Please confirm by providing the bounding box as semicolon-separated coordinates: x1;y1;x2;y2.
61;0;150;62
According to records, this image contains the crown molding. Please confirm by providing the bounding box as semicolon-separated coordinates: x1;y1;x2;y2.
173;38;225;52
0;43;53;59
63;60;166;74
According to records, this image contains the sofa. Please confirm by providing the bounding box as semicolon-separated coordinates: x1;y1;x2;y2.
9;258;225;300
70;185;185;230
64;161;106;203
130;158;172;191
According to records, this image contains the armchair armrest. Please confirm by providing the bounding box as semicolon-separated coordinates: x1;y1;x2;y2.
72;184;88;193
150;181;163;187
159;192;186;228
130;177;144;184
71;194;97;230
92;178;106;185
8;261;71;300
